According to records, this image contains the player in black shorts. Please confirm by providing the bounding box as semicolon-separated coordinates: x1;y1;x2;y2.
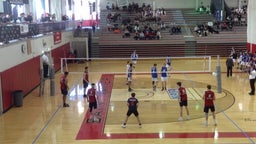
121;92;142;128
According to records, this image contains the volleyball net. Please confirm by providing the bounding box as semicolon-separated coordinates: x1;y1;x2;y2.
60;56;212;75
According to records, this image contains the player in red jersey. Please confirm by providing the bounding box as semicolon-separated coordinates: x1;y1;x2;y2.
122;92;142;128
177;82;190;121
60;71;69;107
203;85;217;126
83;66;89;97
87;83;98;121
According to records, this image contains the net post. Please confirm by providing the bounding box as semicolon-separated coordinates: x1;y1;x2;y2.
49;65;55;96
216;55;222;93
209;56;212;72
85;38;89;61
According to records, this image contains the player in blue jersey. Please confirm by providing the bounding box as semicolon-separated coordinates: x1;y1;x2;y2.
161;63;168;91
151;63;158;91
166;55;171;70
131;50;138;64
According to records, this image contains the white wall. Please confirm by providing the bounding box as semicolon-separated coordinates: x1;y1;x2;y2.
0;31;73;72
0;0;4;13
247;0;256;44
0;41;29;72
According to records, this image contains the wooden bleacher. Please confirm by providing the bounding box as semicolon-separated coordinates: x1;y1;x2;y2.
92;9;247;58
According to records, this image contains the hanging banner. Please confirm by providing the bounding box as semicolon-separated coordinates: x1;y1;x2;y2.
9;0;24;5
53;31;62;44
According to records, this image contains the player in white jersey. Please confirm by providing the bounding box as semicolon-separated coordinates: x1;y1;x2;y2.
131;50;138;64
127;63;134;92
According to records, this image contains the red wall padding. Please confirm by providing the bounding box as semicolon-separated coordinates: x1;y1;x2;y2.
52;43;70;71
0;42;70;112
1;57;41;112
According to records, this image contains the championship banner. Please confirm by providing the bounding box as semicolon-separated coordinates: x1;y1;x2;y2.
53;31;62;44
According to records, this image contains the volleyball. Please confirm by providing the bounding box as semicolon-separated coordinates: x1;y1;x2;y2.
212;72;217;76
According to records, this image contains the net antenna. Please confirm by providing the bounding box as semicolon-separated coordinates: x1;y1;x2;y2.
61;57;69;73
216;55;222;93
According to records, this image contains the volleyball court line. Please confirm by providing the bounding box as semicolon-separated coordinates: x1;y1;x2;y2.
75;73;256;140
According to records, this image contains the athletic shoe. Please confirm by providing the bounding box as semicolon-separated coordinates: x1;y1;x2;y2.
249;93;255;95
139;124;142;128
83;94;87;98
121;124;126;128
213;120;217;126
63;103;69;107
128;88;133;92
153;86;156;91
186;115;190;120
178;117;183;121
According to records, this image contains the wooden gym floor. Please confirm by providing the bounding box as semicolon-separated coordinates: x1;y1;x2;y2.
1;57;256;144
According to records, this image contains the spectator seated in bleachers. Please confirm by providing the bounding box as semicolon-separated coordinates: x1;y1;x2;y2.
134;32;140;40
230;6;247;26
160;21;166;30
193;25;200;33
139;31;145;40
113;28;121;34
134;24;140;33
170;25;181;35
206;22;219;34
221;21;233;31
193;23;219;37
193;24;206;37
147;31;156;40
156;30;161;40
157;8;166;15
122;28;131;38
207;25;219;34
143;25;156;40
